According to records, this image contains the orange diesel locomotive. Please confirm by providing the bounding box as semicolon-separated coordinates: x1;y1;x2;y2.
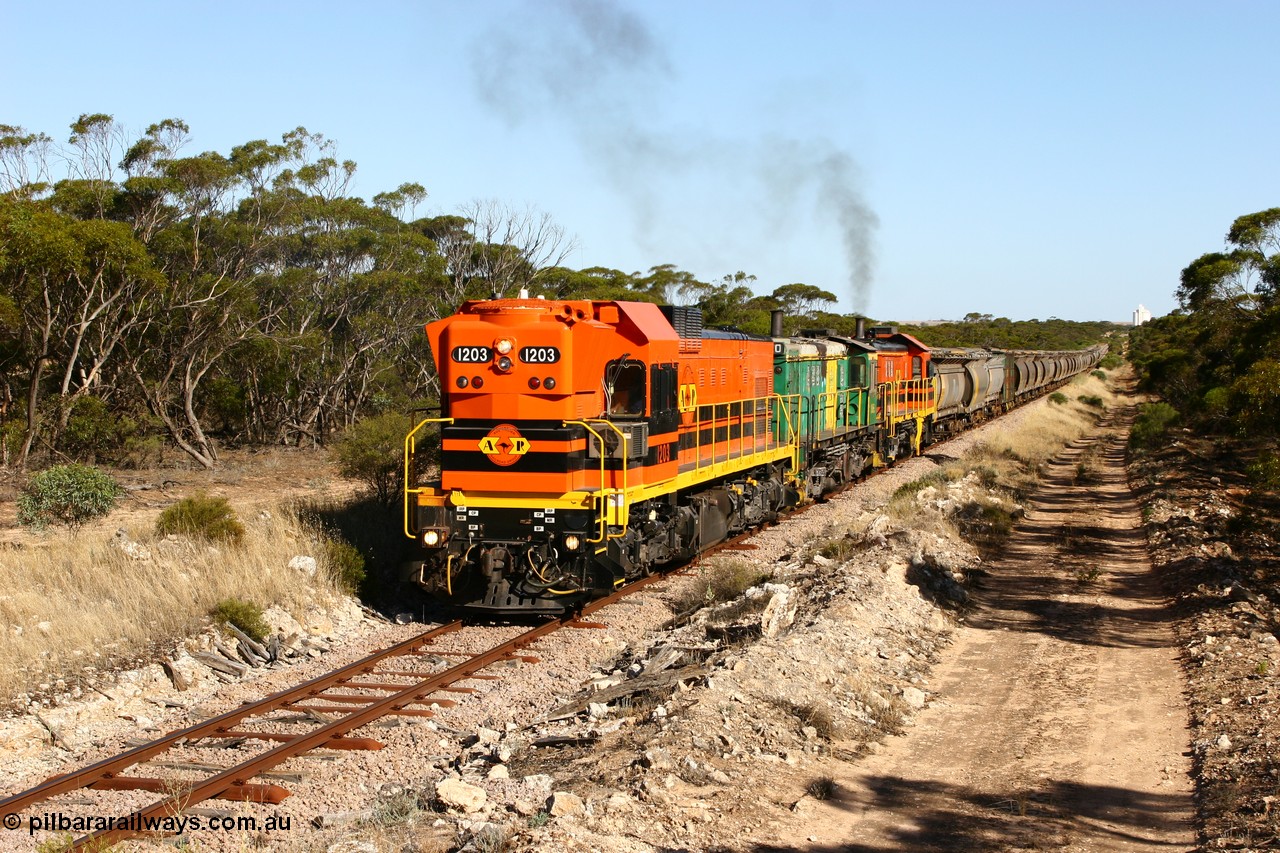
404;299;799;614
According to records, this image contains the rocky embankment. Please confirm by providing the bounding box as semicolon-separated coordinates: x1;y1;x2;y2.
1132;437;1280;852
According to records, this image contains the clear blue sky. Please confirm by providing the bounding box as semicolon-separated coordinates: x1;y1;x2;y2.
5;0;1278;322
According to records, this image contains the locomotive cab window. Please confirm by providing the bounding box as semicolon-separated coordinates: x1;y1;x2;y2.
606;358;646;417
912;356;923;379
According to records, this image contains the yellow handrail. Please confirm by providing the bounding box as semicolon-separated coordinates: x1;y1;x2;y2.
562;419;631;545
687;393;792;473
877;377;935;425
815;386;868;434
403;416;454;538
769;393;801;484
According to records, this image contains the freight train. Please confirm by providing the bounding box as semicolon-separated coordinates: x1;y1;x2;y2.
402;297;1105;615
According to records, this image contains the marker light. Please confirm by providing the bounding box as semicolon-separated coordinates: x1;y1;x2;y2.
472;376;484;388
495;338;514;355
528;377;541;389
421;529;441;547
563;534;581;551
544;377;557;390
456;376;469;388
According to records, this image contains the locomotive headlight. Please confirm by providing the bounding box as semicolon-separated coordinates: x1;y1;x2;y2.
496;355;513;372
494;338;514;355
563;534;581;551
421;529;442;547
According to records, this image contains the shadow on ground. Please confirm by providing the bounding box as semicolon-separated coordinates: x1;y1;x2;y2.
748;775;1191;853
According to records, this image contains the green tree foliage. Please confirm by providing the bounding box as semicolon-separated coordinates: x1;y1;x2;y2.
1131;207;1280;437
898;317;1122;351
61;395;132;463
16;462;123;529
323;536;367;594
771;283;837;319
334;412;415;505
0;113;1123;476
0;116;571;469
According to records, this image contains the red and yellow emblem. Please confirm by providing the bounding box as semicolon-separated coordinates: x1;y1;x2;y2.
478;423;530;466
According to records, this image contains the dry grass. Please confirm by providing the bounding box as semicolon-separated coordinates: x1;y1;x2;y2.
668;557;772;615
850;682;906;733
979;373;1117;478
0;504;342;706
884;375;1118;555
806;775;837;800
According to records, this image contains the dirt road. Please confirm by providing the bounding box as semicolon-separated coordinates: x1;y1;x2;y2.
781;406;1196;852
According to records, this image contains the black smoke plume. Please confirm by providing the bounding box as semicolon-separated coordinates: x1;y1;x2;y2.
470;0;877;312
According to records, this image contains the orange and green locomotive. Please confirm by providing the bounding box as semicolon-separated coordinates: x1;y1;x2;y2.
403;298;1099;615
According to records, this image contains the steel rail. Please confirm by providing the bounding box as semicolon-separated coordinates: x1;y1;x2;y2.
0;622;463;825
8;574;669;850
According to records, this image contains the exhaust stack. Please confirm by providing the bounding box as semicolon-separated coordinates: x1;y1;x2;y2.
770;310;784;338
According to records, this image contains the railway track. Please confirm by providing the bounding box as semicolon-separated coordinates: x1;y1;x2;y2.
1;411;1011;850
1;573;671;850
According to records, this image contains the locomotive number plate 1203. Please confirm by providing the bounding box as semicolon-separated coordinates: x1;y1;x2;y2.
451;346;493;363
519;346;560;364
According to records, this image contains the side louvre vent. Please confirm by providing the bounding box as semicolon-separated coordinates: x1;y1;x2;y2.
660;305;704;353
587;422;649;460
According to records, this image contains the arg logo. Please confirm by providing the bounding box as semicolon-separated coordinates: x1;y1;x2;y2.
478;424;530;466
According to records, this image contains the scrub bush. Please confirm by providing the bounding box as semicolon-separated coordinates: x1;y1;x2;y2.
17;463;123;530
212;597;269;642
1130;402;1179;450
156;494;246;544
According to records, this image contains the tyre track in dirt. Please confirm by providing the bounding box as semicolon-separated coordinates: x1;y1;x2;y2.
774;402;1196;852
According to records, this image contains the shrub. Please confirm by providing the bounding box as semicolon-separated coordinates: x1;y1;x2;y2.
891;470;948;501
61;396;122;462
1048;392;1069;405
1230;358;1280;432
1077;394;1104;408
156;494;246;544
323;536;367;594
212;597;269;642
792;700;837;739
806;776;836;800
818;535;857;563
59;398;153;465
16;463;123;530
1100;353;1123;370
1198;386;1232;424
333;412;414;505
1130;402;1179;450
701;559;770;603
671;559;771;613
1090;369;1107;381
1246;452;1280;490
2;418;25;463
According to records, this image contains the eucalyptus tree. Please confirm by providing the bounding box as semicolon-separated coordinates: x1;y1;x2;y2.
632;264;701;304
770;283;838;319
0;195;160;466
248;172;444;445
121;131;308;467
677;271;760;329
430;199;576;304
